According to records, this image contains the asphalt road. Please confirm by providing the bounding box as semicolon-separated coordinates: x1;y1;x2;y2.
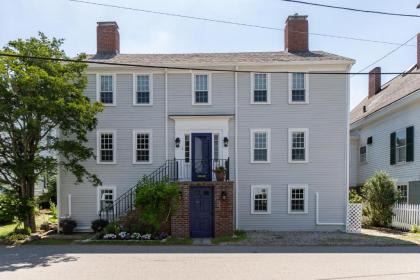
1;245;420;280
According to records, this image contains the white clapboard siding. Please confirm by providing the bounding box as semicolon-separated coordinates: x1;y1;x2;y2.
392;203;420;230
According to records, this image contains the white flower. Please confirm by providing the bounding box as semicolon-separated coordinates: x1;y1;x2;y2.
103;234;116;240
141;233;152;240
131;233;141;240
118;232;128;239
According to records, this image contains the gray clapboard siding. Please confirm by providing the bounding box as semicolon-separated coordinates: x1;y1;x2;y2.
236;73;347;231
353;97;420;185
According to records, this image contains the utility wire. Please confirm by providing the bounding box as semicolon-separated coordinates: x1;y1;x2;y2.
1;53;419;75
280;0;420;18
68;0;416;47
354;34;417;75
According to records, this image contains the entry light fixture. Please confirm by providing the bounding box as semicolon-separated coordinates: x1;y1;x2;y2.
221;191;227;200
223;137;229;147
175;137;180;148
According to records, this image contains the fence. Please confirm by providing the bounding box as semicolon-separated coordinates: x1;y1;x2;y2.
346;203;362;233
392;203;420;230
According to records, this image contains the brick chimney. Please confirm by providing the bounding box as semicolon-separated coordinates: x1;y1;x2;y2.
97;22;120;55
368;67;381;98
284;14;309;53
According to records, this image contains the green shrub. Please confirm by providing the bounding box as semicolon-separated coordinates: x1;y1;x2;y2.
349;189;363;203
362;171;398;227
135;179;180;233
410;225;420;233
14;226;31;235
5;233;28;244
50;200;57;219
91;219;109;233
0;194;19;224
104;222;120;235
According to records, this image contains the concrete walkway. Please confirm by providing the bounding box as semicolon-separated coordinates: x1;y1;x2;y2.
1;245;420;279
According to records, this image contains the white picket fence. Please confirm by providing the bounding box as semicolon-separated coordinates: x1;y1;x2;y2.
392;203;420;230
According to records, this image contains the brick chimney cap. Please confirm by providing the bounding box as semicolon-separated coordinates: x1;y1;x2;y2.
97;21;119;29
285;14;308;23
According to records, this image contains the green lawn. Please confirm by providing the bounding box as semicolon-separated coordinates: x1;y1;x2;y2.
0;223;17;239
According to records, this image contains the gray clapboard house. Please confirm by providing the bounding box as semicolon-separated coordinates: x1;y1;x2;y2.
350;34;420;204
58;15;354;235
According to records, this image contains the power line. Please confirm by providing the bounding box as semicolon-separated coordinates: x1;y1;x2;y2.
354;34;417;75
68;0;416;47
280;0;420;18
1;53;419;75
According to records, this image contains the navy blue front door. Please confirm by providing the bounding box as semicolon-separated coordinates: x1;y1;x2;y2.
189;187;213;237
191;133;212;181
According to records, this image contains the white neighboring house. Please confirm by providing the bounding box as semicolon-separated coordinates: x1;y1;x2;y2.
58;15;354;234
350;34;420;204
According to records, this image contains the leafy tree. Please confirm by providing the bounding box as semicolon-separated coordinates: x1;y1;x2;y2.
362;171;399;227
0;33;102;231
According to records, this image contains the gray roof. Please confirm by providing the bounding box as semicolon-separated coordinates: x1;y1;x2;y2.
86;51;354;65
350;66;420;124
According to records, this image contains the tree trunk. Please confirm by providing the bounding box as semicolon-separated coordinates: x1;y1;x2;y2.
22;180;36;232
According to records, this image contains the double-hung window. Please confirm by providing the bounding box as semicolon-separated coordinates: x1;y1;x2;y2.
98;75;115;105
397;184;408;203
252;73;270;104
97;130;116;164
289;73;308;104
97;186;115;213
134;74;153;105
359;146;367;163
251;185;271;214
251;129;270;163
288;185;308;214
289;128;308;163
390;126;414;165
133;130;152;164
193;74;211;105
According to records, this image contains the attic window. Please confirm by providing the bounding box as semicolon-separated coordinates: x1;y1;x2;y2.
363;106;367;113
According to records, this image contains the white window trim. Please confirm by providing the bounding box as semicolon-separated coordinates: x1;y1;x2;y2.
132;74;153;106
288;72;309;104
397;183;409;203
97;185;116;213
132;129;153;164
250;185;271;215
288;128;309;163
96;129;117;164
250;128;271;163
96;74;117;106
288;184;308;214
250;72;271;104
191;73;212;105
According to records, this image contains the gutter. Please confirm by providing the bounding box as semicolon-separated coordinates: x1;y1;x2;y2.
234;66;239;230
165;68;168;160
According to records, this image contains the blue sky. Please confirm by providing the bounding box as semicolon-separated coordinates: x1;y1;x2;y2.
1;0;419;109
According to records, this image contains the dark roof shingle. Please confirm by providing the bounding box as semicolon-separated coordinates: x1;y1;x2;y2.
86;51;354;65
350;66;420;124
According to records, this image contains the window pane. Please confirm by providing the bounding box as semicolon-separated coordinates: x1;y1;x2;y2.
195;75;208;91
213;134;219;160
292;73;305;90
292;90;305;102
254;74;267;90
185;134;190;163
100;133;113;162
291;188;305;212
254;149;267;161
254;132;267;149
136;133;150;162
396;130;406;147
360;146;367;163
100;76;113;104
137;75;149;92
195;91;208;103
100;92;113;104
254;90;267;102
254;188;268;212
397;185;408;203
291;131;306;161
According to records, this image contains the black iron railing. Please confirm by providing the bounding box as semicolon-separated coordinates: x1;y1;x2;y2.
99;158;229;222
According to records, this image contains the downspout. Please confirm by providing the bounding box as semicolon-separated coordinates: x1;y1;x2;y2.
165;68;168;160
234;66;239;229
345;64;351;229
56;128;61;233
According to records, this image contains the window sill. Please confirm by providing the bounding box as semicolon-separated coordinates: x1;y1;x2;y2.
251;211;271;215
250;161;271;164
97;162;117;165
287;211;308;215
133;103;153;106
288;160;309;164
192;103;212;106
101;104;117;107
250;102;271;105
288;101;309;105
132;161;153;165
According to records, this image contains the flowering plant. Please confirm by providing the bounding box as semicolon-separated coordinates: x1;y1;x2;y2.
131;233;142;240
103;234;117;240
141;233;152;240
118;231;129;239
